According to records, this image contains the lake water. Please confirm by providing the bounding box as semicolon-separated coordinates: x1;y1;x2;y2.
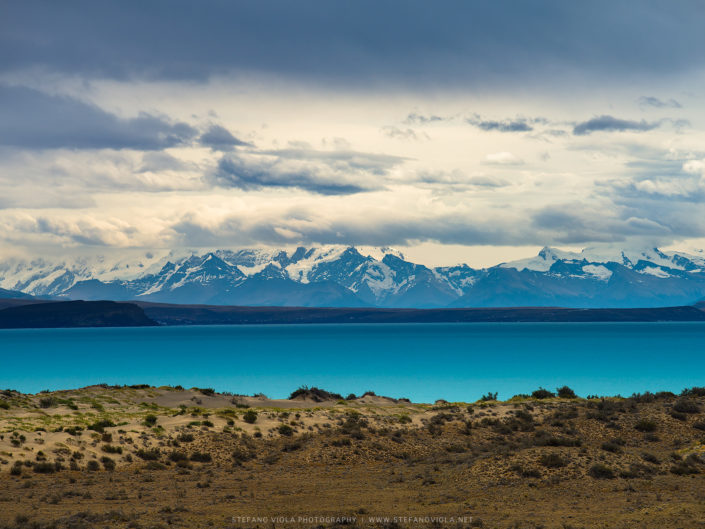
1;323;704;402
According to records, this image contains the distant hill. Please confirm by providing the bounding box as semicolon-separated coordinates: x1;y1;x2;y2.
0;287;33;299
137;302;705;325
0;301;157;328
3;245;705;308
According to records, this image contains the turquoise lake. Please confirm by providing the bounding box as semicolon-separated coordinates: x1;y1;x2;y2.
1;322;704;402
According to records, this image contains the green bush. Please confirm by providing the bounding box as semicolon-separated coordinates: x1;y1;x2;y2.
243;410;258;424
0;400;10;410
143;414;158;427
101;444;123;454
86;460;100;471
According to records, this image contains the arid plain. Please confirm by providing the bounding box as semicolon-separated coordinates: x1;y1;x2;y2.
1;385;705;529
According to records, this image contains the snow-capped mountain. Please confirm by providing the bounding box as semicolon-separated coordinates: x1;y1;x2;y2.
1;245;705;308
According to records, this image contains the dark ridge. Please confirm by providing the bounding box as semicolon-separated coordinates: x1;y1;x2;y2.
135;302;705;325
0;300;157;329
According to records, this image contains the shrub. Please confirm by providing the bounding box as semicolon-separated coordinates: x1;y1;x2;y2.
601;439;625;454
39;396;57;408
87;420;116;433
102;444;122;454
176;433;194;443
556;386;577;399
521;468;541;478
478;392;498;402
278;424;294;437
288;386;343;402
635;419;657;432
681;387;705;397
190;451;212;462
144;461;166;470
670;462;699;475
693;421;705;431
168;451;188;462
64;426;83;436
398;415;412;424
0;400;10;410
32;462;56;474
588;464;615;479
532;388;555;399
143;414;158;427
232;447;255;463
242;410;258;424
539;453;567;468
135;448;161;461
198;388;215;396
86;460;100;471
100;456;115;471
673;399;701;414
10;463;22;476
641;452;660;464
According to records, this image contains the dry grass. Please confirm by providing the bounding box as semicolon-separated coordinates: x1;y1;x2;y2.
1;386;704;528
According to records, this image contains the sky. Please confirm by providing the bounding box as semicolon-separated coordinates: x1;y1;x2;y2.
1;1;705;267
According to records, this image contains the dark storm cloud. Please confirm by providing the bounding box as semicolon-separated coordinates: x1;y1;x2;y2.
198;125;251;151
211;149;405;195
637;96;682;109
2;1;704;87
573;115;661;135
0;85;197;150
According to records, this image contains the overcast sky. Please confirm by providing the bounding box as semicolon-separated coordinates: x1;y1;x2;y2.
1;0;705;266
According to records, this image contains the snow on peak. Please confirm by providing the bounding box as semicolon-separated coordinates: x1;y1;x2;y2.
501;246;579;272
357;246;405;261
582;264;613;281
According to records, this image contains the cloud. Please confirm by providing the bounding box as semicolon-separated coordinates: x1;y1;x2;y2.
531;203;673;244
0;85;197;150
4;1;704;89
198;124;250;151
573;115;660;135
638;96;682;109
468;117;533;133
211;148;406;195
484;152;524;165
381;126;429;141
404;113;446;124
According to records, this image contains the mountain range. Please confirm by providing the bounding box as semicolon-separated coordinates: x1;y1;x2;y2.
1;245;705;308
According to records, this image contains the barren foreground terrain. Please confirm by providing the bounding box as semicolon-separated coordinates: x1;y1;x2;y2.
1;385;705;528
